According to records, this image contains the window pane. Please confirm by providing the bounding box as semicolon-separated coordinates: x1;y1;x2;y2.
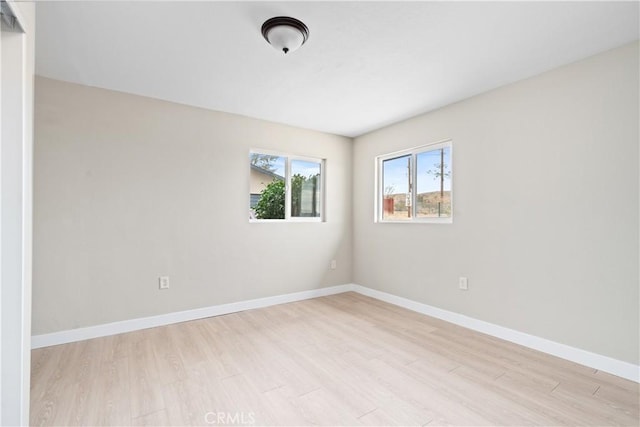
382;155;411;220
249;153;286;219
416;147;451;218
291;160;321;218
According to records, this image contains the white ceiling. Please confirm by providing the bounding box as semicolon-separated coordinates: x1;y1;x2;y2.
36;1;639;137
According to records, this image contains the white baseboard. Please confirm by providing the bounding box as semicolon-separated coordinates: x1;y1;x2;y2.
31;282;638;383
30;284;355;349
350;284;639;383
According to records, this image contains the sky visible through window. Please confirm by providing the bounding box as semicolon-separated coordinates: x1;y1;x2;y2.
291;160;320;178
265;157;319;179
384;147;451;195
269;156;286;177
383;155;410;195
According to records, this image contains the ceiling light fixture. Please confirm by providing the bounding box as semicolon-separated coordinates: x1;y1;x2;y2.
261;16;309;55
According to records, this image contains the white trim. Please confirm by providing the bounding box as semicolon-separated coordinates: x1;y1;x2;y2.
31;283;639;383
2;5;33;423
377;138;452;161
31;284;354;349
379;218;453;225
350;284;639;383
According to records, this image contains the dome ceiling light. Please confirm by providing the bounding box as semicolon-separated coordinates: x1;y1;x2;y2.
261;16;309;55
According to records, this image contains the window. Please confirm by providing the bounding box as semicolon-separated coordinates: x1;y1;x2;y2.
249;151;323;221
377;140;452;223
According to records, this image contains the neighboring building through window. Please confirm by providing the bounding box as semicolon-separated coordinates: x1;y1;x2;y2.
249;152;323;221
377;140;452;223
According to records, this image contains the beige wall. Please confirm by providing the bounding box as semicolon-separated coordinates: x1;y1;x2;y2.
353;42;639;364
34;42;639;366
33;77;352;334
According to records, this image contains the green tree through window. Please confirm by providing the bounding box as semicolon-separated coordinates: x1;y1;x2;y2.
254;180;285;219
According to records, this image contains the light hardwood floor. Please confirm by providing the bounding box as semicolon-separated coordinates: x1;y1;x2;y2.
31;292;639;426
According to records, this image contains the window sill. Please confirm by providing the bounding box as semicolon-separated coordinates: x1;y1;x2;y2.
377;218;453;224
250;218;323;223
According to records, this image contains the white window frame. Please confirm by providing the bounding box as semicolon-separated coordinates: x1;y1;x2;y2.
249;149;325;223
375;140;453;224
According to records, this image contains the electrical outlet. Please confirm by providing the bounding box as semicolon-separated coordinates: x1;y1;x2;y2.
159;276;170;290
459;277;468;290
330;260;337;270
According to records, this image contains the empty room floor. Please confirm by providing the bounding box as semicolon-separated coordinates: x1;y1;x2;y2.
30;292;639;426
